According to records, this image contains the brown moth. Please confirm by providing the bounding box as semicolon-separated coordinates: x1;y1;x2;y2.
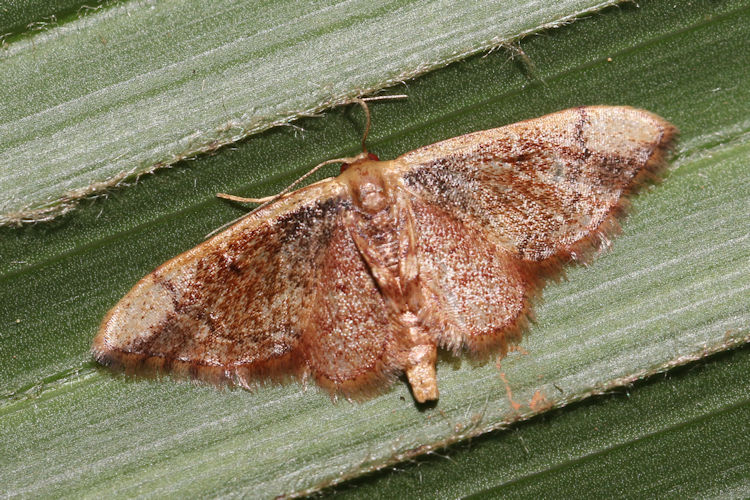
93;106;676;403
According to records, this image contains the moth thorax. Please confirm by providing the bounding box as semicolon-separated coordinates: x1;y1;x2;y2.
350;172;389;213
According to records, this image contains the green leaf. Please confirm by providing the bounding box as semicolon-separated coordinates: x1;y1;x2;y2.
333;345;750;498
0;0;618;225
1;0;748;497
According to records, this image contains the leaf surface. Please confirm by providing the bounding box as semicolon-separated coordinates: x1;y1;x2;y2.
0;0;619;224
0;0;748;497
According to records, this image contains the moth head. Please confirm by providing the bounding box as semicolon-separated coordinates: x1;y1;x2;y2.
340;152;380;173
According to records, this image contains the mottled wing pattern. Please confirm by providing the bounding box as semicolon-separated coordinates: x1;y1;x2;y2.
398;106;677;262
93;180;404;397
94;105;676;400
303;219;405;396
407;195;532;355
394;106;676;352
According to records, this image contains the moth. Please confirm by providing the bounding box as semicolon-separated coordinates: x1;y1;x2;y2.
93;105;676;403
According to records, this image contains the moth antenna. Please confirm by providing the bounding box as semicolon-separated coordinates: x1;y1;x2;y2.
353;98;371;153
209;94;407;239
355;94;408;153
209;157;358;239
215;193;275;204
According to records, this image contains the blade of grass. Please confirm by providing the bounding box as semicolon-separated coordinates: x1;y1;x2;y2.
332;345;750;498
0;0;620;225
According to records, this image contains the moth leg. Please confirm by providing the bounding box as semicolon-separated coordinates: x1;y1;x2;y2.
396;196;438;402
396;195;423;312
345;208;439;402
345;212;404;315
